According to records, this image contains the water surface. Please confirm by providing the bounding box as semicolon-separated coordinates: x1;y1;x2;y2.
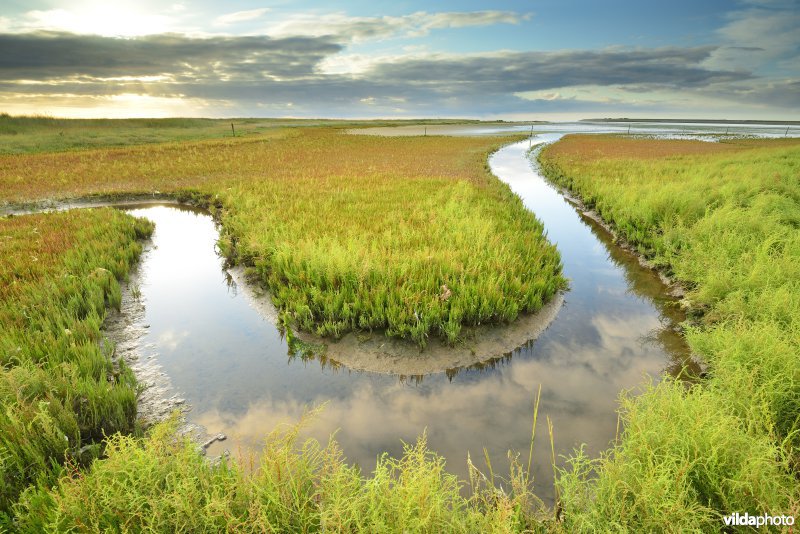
122;130;696;503
355;120;794;138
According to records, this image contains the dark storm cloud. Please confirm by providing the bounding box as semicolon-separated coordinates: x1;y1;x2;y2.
366;47;752;91
0;32;749;90
0;31;775;116
0;31;342;80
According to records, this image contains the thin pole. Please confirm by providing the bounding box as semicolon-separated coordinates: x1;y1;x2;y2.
786;125;790;137
231;123;235;137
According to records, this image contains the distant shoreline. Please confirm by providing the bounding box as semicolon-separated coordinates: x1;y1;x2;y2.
582;118;800;125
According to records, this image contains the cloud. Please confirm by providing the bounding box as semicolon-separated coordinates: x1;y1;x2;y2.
266;10;528;42
4;34;746;95
365;47;751;92
10;7;176;37
705;6;800;73
0;32;342;81
215;8;270;26
0;28;794;119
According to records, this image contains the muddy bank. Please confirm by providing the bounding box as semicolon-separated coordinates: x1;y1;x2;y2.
228;265;564;376
102;206;231;457
0;193;186;216
531;144;688;301
102;249;189;428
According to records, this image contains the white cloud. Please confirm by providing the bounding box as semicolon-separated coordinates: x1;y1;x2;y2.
215;8;270;26
516;85;681;106
705;7;800;73
266;10;529;43
0;92;229;118
157;329;190;352
12;7;174;36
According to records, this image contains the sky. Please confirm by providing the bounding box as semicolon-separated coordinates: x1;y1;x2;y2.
0;0;797;120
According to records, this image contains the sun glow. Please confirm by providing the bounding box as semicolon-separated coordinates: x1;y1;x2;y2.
0;93;226;118
26;3;172;37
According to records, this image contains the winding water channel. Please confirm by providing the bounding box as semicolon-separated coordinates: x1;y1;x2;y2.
104;129;711;503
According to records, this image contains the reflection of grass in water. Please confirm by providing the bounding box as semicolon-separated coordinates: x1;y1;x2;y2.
541;135;800;531
1;127;566;347
282;320;327;362
129;282;142;301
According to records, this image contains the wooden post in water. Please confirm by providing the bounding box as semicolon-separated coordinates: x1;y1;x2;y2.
786;125;790;137
231;123;235;137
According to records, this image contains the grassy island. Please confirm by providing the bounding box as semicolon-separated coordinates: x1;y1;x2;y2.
1;118;565;347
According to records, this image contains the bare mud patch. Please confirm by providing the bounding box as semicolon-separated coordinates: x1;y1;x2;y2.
0;193;184;217
102;242;190;428
228;265;564;376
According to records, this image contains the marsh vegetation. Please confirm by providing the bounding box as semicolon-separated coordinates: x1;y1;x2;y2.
0;209;152;512
540;135;800;530
1;118;797;531
1;125;566;347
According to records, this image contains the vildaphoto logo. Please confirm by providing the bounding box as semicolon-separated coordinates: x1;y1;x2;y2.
723;512;795;529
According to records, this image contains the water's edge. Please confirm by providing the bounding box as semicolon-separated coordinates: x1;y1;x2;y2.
2;193;569;378
531;144;689;301
1;132;708;502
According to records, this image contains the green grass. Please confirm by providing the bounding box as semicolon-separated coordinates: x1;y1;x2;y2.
539;135;800;531
0;209;153;516
0;114;516;155
0;114;269;154
11;414;554;532
1;127;566;347
214;134;565;346
0;123;567;530
7;126;797;531
0;205;553;531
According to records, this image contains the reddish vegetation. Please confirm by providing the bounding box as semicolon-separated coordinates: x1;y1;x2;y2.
0;213;78;299
0;129;519;203
545;134;800;162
